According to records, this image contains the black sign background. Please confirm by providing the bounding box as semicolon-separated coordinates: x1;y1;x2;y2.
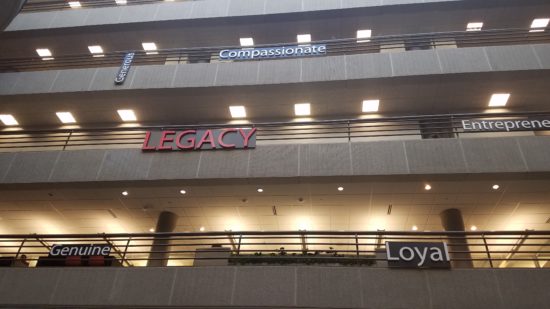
114;52;135;85
386;242;451;269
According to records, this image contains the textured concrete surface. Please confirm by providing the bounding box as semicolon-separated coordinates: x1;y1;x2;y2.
5;0;461;31
0;267;548;308
1;43;549;96
1;136;550;184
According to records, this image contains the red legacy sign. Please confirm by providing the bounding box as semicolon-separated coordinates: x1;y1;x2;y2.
142;128;257;151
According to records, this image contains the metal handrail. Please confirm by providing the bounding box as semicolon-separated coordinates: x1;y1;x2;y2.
0;111;548;152
1;28;548;73
1;230;549;268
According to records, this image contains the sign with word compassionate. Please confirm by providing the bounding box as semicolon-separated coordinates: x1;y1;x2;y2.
386;242;450;268
49;244;111;257
114;52;135;85
219;44;326;61
142;128;256;151
462;118;550;132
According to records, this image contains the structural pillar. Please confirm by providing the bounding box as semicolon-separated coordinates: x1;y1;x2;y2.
440;208;473;268
147;211;178;267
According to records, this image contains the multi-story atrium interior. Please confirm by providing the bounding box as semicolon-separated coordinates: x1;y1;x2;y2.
1;0;550;308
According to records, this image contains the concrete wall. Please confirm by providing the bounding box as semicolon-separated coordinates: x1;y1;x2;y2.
1;136;549;184
0;266;548;308
5;0;461;31
1;43;549;96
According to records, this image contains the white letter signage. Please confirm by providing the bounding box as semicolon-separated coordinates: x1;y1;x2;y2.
386;242;450;268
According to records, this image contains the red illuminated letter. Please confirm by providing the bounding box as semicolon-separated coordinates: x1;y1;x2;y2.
239;128;257;148
176;130;196;150
196;130;217;149
218;129;237;148
157;131;176;150
142;131;156;150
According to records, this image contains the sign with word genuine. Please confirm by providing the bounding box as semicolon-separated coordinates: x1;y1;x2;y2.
219;44;326;61
49;244;111;257
114;52;135;85
386;242;450;268
142;128;256;151
462;118;550;132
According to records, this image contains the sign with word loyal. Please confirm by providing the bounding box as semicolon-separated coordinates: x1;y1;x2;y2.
49;244;111;257
386;242;450;268
142;128;256;151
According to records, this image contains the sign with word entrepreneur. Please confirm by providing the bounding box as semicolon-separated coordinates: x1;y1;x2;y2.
386;242;451;268
462;118;550;132
219;44;326;61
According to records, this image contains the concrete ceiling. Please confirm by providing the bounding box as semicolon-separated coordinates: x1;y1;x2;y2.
0;0;549;58
0;175;549;235
1;70;550;129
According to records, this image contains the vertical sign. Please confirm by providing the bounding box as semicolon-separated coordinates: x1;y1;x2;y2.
114;52;135;85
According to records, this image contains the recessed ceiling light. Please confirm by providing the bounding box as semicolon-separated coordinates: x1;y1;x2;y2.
56;112;76;124
229;106;247;118
36;48;52;57
337;186;344;191
488;93;510;107
530;18;549;32
412;225;418;231
492;184;500;190
362;99;380;113
68;1;81;8
240;37;254;47
470;225;478;231
297;34;312;43
121;191;129;196
257;188;264;193
0;114;19;126
142;42;158;55
149;228;155;232
88;45;104;54
117;109;137;122
424;184;432;191
199;226;205;232
179;189;187;195
466;22;483;31
294;103;311;116
115;0;127;4
356;29;372;42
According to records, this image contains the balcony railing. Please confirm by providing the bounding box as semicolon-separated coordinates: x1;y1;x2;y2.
0;28;548;73
0;230;549;268
0;111;548;152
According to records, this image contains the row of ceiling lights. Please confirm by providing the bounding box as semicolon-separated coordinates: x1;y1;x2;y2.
121;183;499;232
65;0;550;32
33;18;549;60
119;183;501;197
0;93;512;126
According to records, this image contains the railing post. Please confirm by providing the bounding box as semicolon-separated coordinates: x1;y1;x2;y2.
121;236;132;267
62;131;72;150
237;234;242;256
14;238;26;259
355;233;359;256
481;234;493;268
347;121;351;142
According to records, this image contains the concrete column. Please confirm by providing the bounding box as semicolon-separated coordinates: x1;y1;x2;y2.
440;208;473;268
147;211;178;267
